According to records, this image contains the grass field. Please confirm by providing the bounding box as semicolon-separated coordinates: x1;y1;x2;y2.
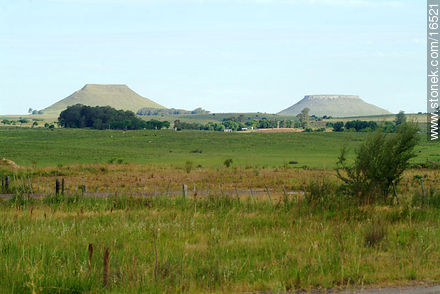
1;127;440;293
2;192;440;293
0;127;438;169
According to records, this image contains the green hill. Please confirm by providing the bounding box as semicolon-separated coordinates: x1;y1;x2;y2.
43;84;166;114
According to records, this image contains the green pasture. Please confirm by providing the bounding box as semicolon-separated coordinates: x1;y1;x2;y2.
0;127;438;169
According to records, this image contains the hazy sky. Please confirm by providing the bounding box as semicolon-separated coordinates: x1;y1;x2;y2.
0;0;424;115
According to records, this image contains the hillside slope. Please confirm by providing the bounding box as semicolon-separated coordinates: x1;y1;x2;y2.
278;95;391;117
43;84;165;114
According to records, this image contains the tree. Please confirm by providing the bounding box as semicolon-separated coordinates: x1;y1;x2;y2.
394;111;407;126
333;121;344;132
297;108;310;129
336;123;419;203
28;108;33;114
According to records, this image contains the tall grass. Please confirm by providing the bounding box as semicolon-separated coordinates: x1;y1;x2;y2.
1;190;440;293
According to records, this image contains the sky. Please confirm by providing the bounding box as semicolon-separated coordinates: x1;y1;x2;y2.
0;0;424;115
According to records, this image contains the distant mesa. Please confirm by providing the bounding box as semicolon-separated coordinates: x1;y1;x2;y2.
43;84;166;114
278;95;391;117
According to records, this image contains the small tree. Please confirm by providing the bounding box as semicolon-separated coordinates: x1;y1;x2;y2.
224;158;233;168
394;111;406;126
297;108;310;129
185;161;193;174
336;123;419;203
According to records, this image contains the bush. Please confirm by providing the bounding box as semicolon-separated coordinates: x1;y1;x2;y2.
336;123;419;203
185;161;193;174
223;159;233;168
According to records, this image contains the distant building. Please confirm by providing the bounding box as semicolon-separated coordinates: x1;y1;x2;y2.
224;129;233;133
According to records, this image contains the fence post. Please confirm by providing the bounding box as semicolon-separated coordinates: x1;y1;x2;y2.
61;178;65;196
55;179;60;195
182;184;187;199
167;182;170;197
249;185;256;205
14;175;18;194
282;185;289;204
28;177;33;197
235;184;240;203
154;185;157;197
4;176;9;193
392;182;400;205
265;185;273;205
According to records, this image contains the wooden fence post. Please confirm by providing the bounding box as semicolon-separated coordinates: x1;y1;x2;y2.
28;177;33;197
392;182;400;205
282;185;289;204
265;185;273;205
4;176;9;193
249;185;256;205
182;184;187;199
103;247;110;287
14;175;18;194
61;178;65;196
235;184;240;203
55;179;60;195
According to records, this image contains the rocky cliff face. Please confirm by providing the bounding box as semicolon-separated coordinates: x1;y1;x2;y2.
278;95;391;117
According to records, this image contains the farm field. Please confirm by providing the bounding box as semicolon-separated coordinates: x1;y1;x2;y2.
0;127;438;169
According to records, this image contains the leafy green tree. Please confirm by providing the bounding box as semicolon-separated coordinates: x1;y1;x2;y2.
297;108;310;129
336;123;419;203
394;111;407;126
333;121;344;132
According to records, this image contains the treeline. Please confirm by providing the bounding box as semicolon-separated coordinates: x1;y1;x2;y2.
326;120;395;132
174;117;295;131
137;107;210;116
58;104;170;130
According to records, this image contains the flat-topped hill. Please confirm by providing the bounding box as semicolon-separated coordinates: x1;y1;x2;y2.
43;84;166;114
278;95;391;117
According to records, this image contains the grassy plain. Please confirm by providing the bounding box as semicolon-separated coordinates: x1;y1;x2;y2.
1;127;440;293
0;127;438;169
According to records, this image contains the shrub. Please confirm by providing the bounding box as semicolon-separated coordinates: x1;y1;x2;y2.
337;123;419;202
185;161;193;174
190;148;203;153
223;159;233;168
